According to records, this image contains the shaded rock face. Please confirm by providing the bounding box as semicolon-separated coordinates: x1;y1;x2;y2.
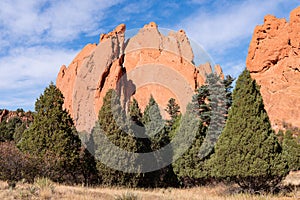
246;7;300;130
57;22;223;133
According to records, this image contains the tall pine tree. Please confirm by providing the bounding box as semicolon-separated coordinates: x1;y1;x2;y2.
172;73;231;186
165;98;180;129
18;83;83;183
91;89;140;187
208;69;288;192
142;96;178;187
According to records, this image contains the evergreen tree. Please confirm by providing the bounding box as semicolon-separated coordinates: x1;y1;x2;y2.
173;73;229;186
282;130;300;171
172;106;208;187
223;75;234;111
208;69;288;192
0;111;33;142
142;96;178;187
0;118;19;142
192;84;210;125
18;83;84;183
91;89;140;187
165;98;180;128
128;98;151;154
198;73;227;158
168;114;181;140
129;99;143;125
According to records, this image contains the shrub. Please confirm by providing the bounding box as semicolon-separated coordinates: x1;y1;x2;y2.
0;142;36;188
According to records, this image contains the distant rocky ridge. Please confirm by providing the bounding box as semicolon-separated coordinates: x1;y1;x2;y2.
56;22;223;133
0;109;33;124
246;6;300;130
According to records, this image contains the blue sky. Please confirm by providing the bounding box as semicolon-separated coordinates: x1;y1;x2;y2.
0;0;299;111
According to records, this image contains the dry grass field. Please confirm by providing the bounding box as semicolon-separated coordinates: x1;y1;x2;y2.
0;172;299;200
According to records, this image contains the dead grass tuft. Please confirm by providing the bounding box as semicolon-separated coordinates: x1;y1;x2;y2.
0;173;299;200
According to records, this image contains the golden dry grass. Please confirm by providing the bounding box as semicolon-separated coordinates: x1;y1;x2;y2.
0;181;298;200
0;172;299;200
283;171;300;186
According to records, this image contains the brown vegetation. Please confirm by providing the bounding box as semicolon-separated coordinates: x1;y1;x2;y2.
0;177;299;200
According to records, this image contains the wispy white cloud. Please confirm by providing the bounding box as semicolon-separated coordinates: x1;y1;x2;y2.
0;0;122;44
180;0;298;77
0;46;77;89
180;0;288;52
222;60;245;79
0;46;78;109
0;0;123;110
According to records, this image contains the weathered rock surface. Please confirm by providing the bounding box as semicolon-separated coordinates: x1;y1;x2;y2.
246;7;300;130
57;22;223;133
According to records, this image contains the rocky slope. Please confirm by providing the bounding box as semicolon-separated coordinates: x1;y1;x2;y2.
246;7;300;130
56;22;223;133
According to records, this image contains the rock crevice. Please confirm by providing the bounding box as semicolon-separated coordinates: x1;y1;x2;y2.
57;22;222;133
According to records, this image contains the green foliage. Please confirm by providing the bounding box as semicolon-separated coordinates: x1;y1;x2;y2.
142;95;165;140
198;73;228;158
0;110;33;142
172;73;231;187
18;83;85;184
168;114;181;140
129;99;143;125
172;104;208;187
208;69;288;192
282;130;300;171
142;96;178;188
91;89;140;187
165;98;180;129
223;75;235;110
192;84;210;125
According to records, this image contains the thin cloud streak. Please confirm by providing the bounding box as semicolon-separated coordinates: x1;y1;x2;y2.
180;0;286;52
180;0;298;77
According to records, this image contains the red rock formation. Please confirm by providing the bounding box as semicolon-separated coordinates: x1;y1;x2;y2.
57;22;223;133
246;7;300;130
0;109;33;124
56;43;97;115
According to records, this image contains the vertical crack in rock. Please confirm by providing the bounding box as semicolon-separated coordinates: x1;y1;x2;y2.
57;22;223;133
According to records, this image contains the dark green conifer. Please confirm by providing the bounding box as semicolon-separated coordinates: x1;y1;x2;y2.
142;96;178;187
208;69;288;192
91;89;140;187
282;130;300;171
18;83;83;183
165;98;180;129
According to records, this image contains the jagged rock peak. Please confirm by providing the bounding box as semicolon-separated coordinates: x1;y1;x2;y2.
246;6;300;130
100;23;126;43
56;22;223;133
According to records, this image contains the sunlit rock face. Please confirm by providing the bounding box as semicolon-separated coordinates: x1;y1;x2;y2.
57;22;223;133
246;7;300;130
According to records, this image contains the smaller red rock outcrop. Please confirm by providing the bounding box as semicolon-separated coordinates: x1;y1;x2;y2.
0;109;33;124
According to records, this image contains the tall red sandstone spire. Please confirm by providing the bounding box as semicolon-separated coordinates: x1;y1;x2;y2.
246;7;300;130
